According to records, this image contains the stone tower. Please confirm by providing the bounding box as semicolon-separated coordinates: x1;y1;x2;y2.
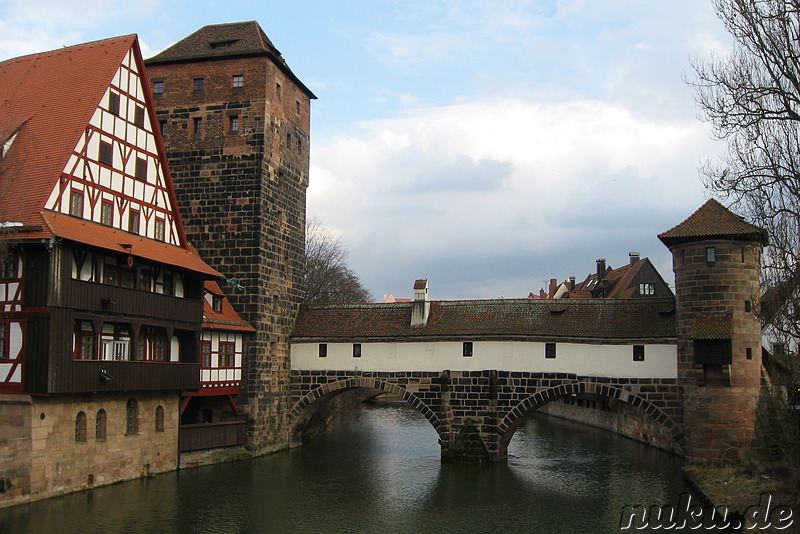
145;21;316;452
659;199;768;460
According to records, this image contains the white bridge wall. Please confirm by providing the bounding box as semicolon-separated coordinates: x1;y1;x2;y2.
291;340;677;379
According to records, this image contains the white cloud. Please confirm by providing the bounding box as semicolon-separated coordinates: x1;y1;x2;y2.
309;97;717;299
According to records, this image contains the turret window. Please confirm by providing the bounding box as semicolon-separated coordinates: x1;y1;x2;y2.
193;78;204;91
153;81;164;94
706;247;716;264
232;75;243;88
463;341;473;357
545;342;557;359
633;345;645;361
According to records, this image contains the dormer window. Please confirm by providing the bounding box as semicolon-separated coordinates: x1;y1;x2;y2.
210;39;239;49
212;295;222;312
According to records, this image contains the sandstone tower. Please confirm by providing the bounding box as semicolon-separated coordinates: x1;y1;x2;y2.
145;21;315;451
659;199;768;460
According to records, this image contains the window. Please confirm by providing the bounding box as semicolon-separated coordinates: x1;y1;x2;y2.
201;341;212;368
75;412;87;442
70;190;84;218
128;210;140;235
639;283;655;296
0;323;8;360
276;82;282;100
95;409;107;440
79;331;94;360
159;120;167;137
232;75;243;88
155;406;165;432
153;335;166;361
706;247;716;263
745;300;751;312
193;78;204;91
134;106;145;128
633;345;645;361
108;92;120;116
319;343;327;358
138;269;152;291
99;141;113;166
212;295;222;312
1;255;17;279
694;339;732;365
155;218;166;242
135;157;147;181
746;347;753;360
463;341;473;357
230;116;239;132
162;272;174;296
353;343;362;358
193;117;203;134
125;398;138;436
101;200;113;226
296;100;301;114
545;342;557;359
219;342;235;367
153;81;164;94
102;339;129;361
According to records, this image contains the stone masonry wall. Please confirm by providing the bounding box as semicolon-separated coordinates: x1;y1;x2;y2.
289;370;685;462
147;55;311;453
1;392;180;507
0;395;32;507
671;240;763;460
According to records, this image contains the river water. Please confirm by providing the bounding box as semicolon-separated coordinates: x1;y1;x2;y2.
0;403;693;533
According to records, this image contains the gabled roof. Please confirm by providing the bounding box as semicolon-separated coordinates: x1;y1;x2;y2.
145;21;316;99
292;298;676;341
202;280;255;332
658;199;768;247
0;36;220;277
0;35;137;228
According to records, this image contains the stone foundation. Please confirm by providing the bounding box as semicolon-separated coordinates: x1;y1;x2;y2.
0;391;180;508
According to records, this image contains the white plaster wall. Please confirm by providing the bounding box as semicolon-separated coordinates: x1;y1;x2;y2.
291;340;677;379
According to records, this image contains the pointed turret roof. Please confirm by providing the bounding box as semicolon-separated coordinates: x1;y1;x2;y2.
145;21;316;99
658;199;768;247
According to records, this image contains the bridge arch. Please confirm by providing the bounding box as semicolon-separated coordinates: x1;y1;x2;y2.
288;377;444;446
497;382;686;455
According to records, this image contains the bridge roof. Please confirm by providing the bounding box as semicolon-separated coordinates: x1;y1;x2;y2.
291;297;676;342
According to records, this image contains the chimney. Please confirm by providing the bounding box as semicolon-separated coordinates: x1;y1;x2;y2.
411;279;430;327
549;278;557;298
569;276;576;291
596;258;606;280
629;252;640;265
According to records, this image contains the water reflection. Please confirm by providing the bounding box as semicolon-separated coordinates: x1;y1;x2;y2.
0;403;691;533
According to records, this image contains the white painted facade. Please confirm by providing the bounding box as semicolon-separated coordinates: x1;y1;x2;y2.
291;340;678;379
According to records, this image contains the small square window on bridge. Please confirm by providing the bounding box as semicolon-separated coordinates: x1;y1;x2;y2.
633;345;645;361
462;342;473;357
353;344;361;358
545;343;556;359
318;344;327;358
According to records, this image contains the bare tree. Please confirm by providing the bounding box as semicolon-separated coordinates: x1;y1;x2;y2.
304;217;372;304
690;0;800;469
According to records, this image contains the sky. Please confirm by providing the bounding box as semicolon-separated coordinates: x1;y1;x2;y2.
0;0;736;301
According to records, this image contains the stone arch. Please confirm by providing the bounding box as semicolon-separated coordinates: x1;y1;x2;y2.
498;382;686;455
288;377;444;445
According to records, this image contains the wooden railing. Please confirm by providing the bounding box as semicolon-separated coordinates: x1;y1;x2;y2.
179;420;246;452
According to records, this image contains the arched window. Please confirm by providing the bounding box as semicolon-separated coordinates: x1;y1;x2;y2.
75;411;87;442
96;409;107;439
126;398;138;436
155;405;165;432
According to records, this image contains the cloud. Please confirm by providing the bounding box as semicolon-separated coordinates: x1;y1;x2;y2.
309;96;716;299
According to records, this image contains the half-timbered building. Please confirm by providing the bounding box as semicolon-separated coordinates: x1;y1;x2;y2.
0;35;219;506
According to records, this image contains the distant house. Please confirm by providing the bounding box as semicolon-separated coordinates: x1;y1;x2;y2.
0;35;219;505
538;253;673;299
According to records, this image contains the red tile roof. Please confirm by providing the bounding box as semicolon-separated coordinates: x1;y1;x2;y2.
0;35;219;278
202;281;255;332
0;35;137;228
658;199;768;247
292;298;676;341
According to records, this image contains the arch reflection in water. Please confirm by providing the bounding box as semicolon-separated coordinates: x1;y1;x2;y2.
0;403;691;534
